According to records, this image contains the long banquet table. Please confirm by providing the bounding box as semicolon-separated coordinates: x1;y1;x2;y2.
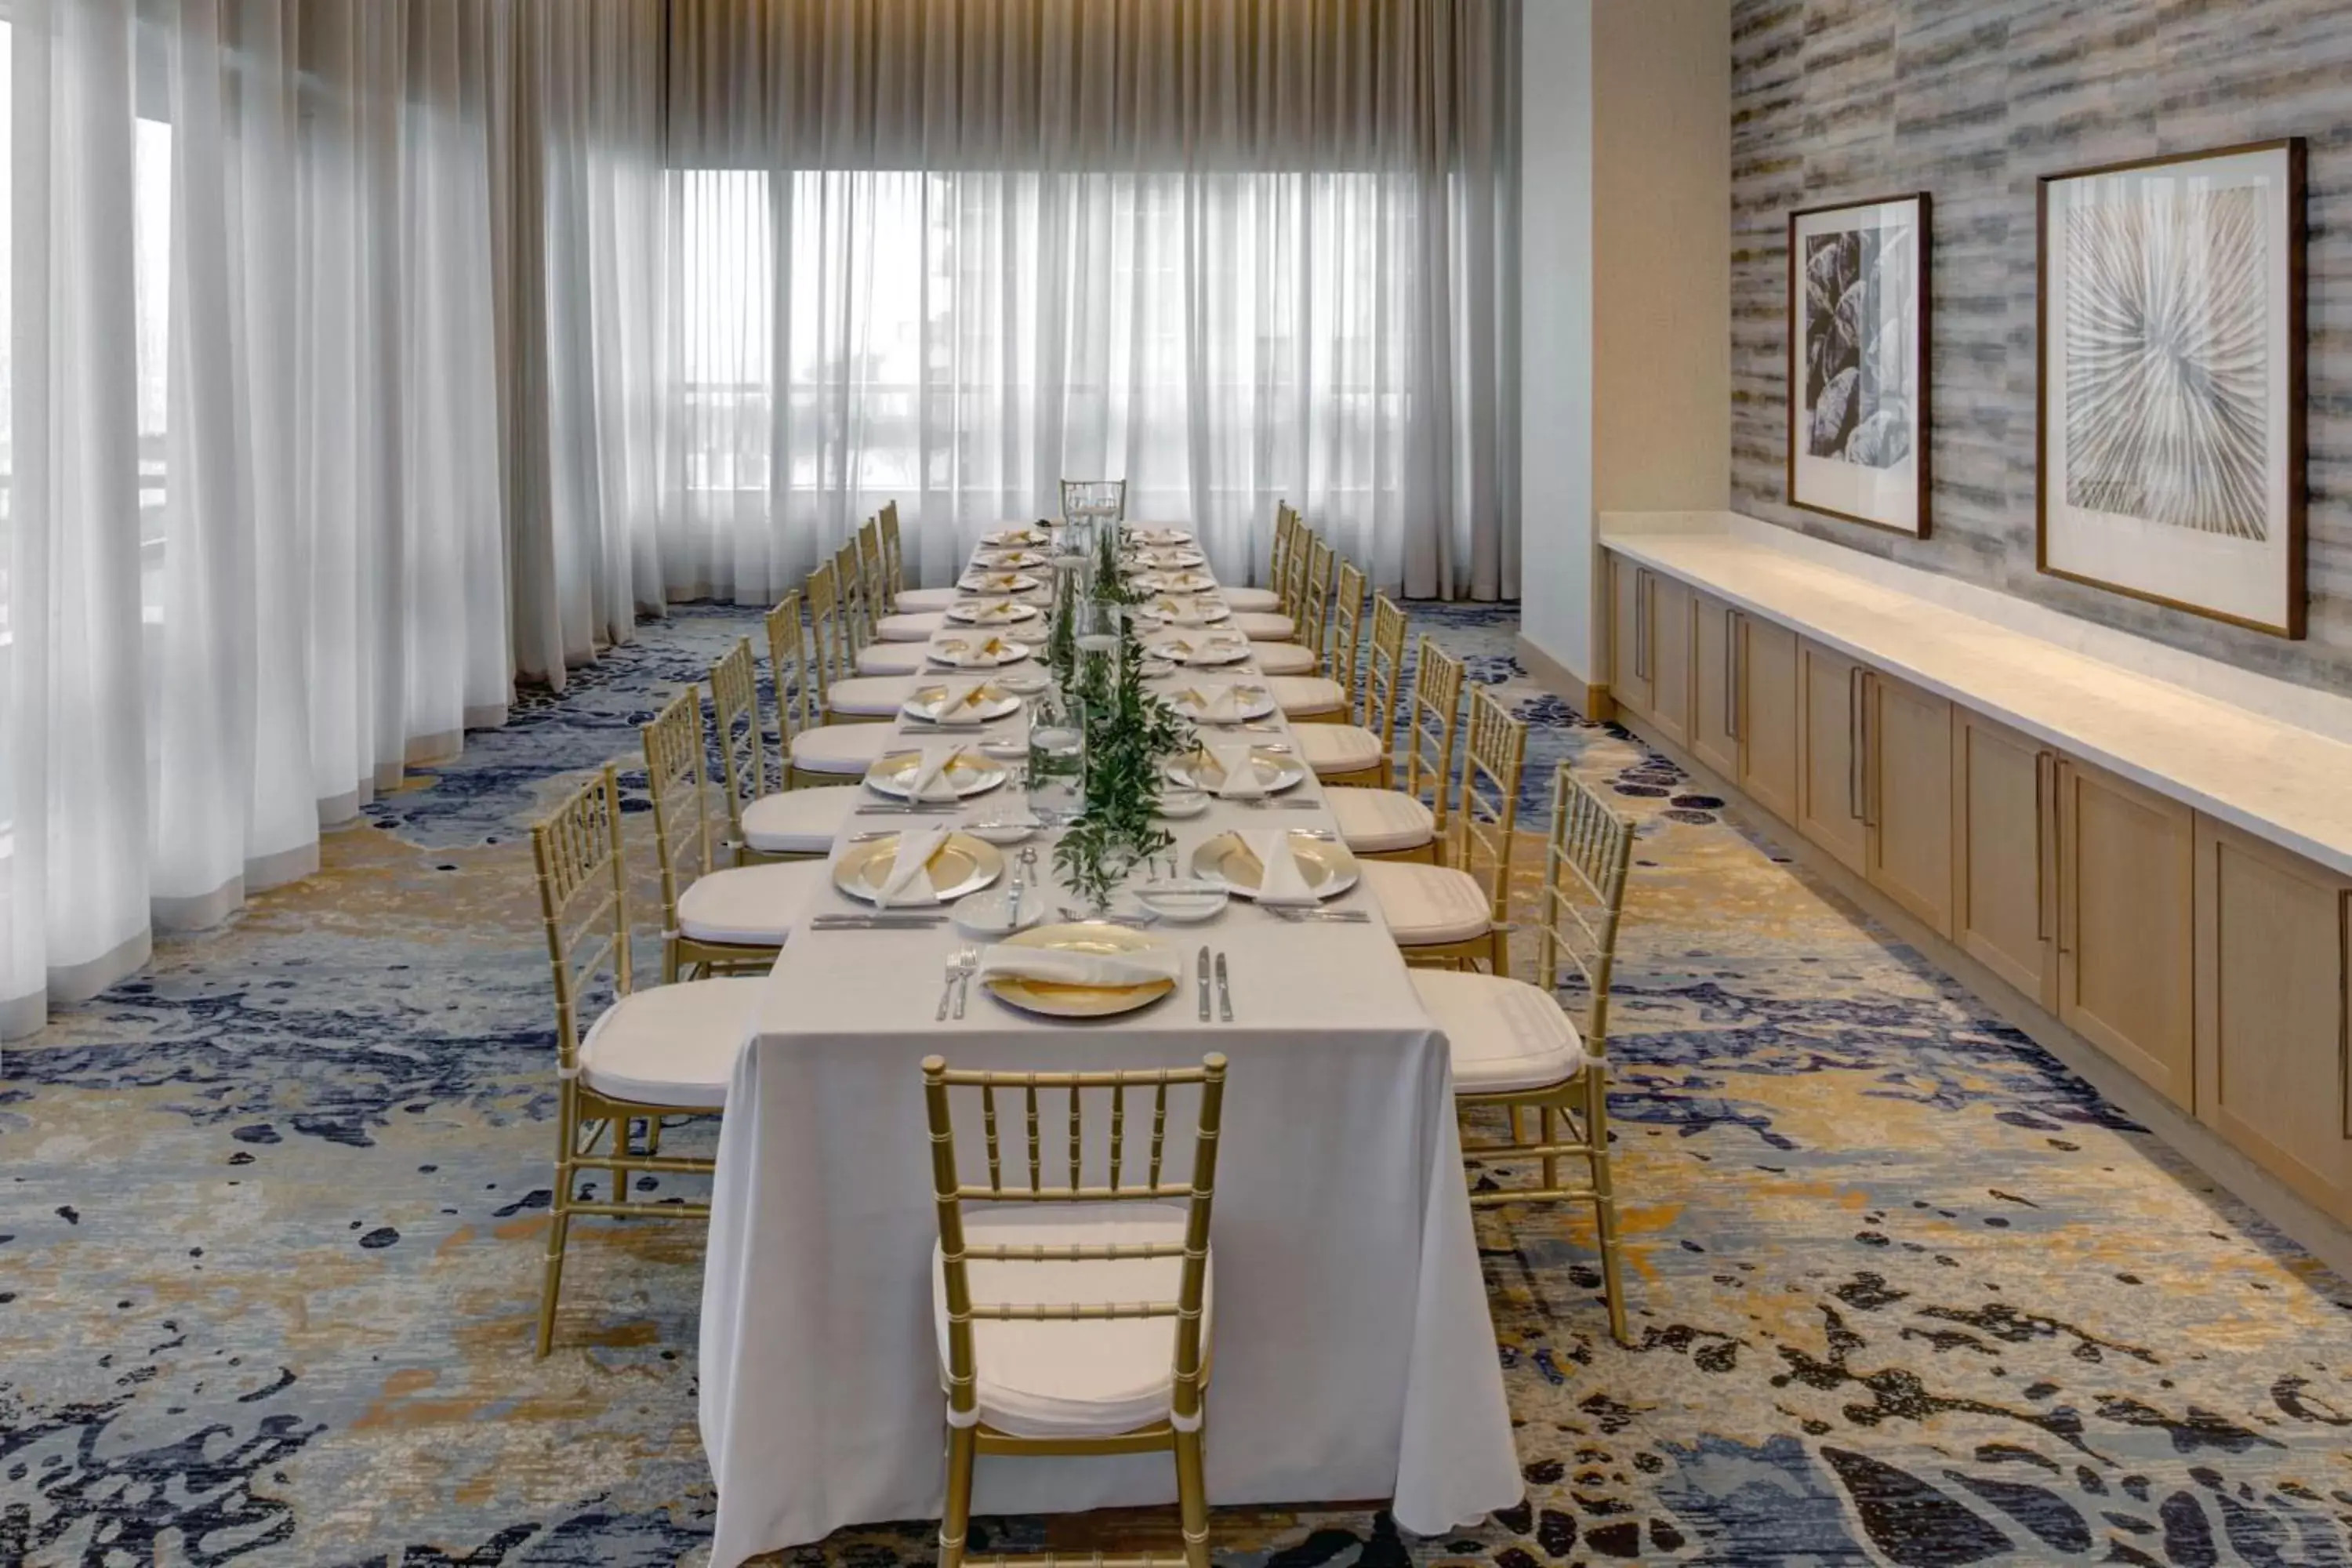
698;524;1522;1568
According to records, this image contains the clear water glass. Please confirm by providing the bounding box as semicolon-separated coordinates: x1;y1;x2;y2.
1026;688;1087;827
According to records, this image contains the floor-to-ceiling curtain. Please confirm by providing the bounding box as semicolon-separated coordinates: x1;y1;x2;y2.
659;0;1519;604
0;0;516;1037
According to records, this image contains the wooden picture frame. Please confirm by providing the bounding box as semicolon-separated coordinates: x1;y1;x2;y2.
1786;192;1932;538
2036;140;2307;639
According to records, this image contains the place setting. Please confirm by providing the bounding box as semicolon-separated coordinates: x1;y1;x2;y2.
1165;681;1277;726
898;678;1022;731
1142;629;1251;667
946;597;1042;626
1132;593;1231;627
957;568;1044;594
927;631;1032;669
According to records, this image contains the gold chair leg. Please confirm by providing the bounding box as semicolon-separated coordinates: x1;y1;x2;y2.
537;1094;576;1358
1540;1105;1559;1192
1174;1425;1211;1568
939;1424;978;1568
662;937;681;985
1585;1070;1630;1346
613;1117;637;1211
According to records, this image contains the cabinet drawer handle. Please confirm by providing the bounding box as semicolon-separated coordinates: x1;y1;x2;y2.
1846;665;1864;821
2340;889;2350;1142
1635;572;1651;682
1725;613;1740;742
2033;750;2052;942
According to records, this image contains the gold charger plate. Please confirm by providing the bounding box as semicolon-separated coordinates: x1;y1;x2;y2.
948;599;1042;626
1164;745;1305;796
1144;633;1250;666
959;571;1043;593
833;832;1004;905
1191;830;1361;901
977;549;1049;569
865;749;1009;800
980;924;1180;1018
1168;683;1277;723
929;634;1030;668
1135;597;1232;626
983;528;1049;547
1140;569;1218;594
903;682;1022;724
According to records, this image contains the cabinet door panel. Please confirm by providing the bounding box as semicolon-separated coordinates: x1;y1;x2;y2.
1739;617;1800;824
2057;760;2194;1109
2194;817;2352;1219
1691;597;1739;779
1865;673;1954;937
1650;576;1693;749
1795;640;1867;875
1610;557;1650;718
1952;711;2055;1004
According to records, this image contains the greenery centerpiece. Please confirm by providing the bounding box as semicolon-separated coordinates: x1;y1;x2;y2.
1051;521;1197;909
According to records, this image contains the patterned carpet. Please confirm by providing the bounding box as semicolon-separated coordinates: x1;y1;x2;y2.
6;602;2352;1567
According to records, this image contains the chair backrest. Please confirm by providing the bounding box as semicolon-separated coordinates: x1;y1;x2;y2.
642;685;718;927
833;538;871;651
530;764;633;1073
710;638;768;827
1328;558;1367;703
858;518;890;620
1364;593;1410;746
1268;503;1298;591
806;559;853;705
1279;522;1315;621
1296;535;1336;673
1404;636;1468;837
878;501;905;606
764;588;811;737
1535;763;1635;1059
1454;688;1529;926
923;1053;1229;1434
1059;478;1127;521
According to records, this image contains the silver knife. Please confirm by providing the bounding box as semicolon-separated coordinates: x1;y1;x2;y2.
1214;952;1233;1023
1196;945;1212;1022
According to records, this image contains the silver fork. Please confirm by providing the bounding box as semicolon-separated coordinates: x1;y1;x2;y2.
936;949;967;1021
951;946;981;1019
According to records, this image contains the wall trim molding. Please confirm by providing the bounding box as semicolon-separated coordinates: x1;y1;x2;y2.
1515;633;1610;720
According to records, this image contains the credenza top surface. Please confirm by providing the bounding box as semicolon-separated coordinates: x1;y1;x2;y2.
1602;531;2352;880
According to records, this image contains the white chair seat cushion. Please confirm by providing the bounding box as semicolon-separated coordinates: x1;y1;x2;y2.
1361;861;1494;946
1294;724;1384;776
1410;969;1590;1094
1327;787;1436;854
1268;676;1345;717
1230;612;1296;642
933;1202;1212;1440
789;723;896;776
895;586;961;612
677;861;829;947
1253;643;1318;677
577;975;764;1109
741;785;859;855
877;612;947;642
1221;586;1280;612
826;675;918;717
856;641;932;677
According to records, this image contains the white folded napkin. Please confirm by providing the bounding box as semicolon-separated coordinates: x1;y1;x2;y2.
1207;743;1266;800
1152;597;1206;626
1182;685;1245;724
1156;636;1196;662
907;748;967;802
975;942;1186;990
926;679;990;728
877;828;949;906
1240;829;1319;906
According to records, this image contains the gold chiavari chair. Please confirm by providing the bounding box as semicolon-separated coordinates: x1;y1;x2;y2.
1414;764;1637;1343
736;593;860;858
808;558;914;722
641;686;825;981
528;764;760;1356
889;498;963;612
1222;513;1299;640
873;515;948;644
924;1052;1229;1568
1266;534;1341;711
1298;583;1403;787
1327;619;1451;863
1059;477;1127;521
1219;503;1288;614
713;636;887;811
1360;687;1523;975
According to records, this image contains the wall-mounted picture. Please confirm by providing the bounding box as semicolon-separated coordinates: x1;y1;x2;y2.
1787;192;1930;538
2038;140;2306;638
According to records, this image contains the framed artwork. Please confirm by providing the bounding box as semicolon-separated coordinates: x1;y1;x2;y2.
1788;192;1931;537
2038;140;2307;638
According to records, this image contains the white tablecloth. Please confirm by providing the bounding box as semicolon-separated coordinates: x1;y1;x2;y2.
699;535;1521;1566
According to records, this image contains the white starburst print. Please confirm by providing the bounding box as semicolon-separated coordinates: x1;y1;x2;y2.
2062;185;2269;540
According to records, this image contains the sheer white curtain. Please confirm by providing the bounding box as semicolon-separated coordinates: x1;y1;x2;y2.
1;0;514;1038
659;0;1519;604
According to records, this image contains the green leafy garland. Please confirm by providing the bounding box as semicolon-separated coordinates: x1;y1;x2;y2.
1051;526;1198;908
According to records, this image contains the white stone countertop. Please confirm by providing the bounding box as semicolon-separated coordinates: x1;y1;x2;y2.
1601;528;2352;880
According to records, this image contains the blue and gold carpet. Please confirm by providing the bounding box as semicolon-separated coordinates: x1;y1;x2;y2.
5;603;2351;1566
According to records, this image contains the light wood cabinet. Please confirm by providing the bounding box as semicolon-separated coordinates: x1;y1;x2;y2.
2194;816;2352;1220
1609;556;1650;718
1951;710;2056;1005
1795;638;1868;876
1691;594;1740;779
1863;671;1954;938
2055;757;2195;1109
1738;615;1800;824
1648;574;1693;750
